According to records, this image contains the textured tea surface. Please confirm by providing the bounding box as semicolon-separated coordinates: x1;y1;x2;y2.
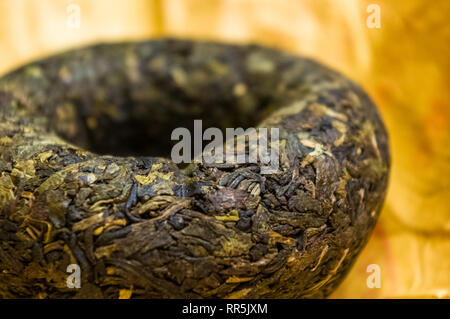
0;39;390;298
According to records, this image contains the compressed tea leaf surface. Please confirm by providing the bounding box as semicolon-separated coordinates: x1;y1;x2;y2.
0;39;390;298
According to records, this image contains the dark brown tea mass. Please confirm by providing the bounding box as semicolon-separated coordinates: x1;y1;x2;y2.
0;39;390;298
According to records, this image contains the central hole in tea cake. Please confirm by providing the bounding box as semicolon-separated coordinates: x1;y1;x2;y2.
56;86;270;159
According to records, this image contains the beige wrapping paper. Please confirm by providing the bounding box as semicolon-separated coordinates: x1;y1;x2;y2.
0;0;448;298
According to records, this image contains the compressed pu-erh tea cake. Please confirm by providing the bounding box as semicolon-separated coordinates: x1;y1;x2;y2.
0;39;390;298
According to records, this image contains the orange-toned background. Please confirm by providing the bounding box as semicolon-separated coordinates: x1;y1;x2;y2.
0;0;448;298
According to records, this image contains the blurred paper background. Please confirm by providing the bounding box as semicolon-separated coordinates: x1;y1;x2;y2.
0;0;448;298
